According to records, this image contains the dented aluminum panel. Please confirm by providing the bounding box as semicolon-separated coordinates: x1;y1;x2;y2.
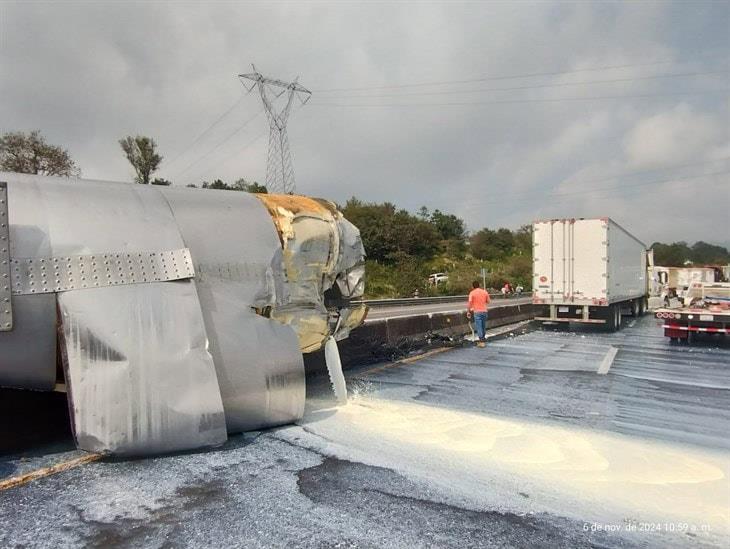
159;187;305;432
60;282;226;455
0;173;227;455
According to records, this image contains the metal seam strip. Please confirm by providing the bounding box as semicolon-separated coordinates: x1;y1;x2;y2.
0;182;11;330
10;248;195;296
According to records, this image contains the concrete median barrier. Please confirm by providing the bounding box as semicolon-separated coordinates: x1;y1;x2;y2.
304;303;538;376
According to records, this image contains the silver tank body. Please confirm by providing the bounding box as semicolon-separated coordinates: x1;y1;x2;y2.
0;173;366;456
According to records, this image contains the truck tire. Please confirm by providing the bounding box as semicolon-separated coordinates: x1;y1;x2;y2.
631;300;640;317
615;305;622;331
605;305;616;332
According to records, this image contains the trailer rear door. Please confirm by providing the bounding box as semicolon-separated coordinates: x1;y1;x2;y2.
533;219;607;305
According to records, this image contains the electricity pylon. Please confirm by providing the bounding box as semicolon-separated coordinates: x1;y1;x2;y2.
239;65;311;194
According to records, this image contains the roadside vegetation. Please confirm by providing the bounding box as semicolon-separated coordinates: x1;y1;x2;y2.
651;241;730;266
341;198;532;299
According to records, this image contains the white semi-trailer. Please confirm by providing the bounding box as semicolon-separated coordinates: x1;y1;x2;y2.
532;217;649;330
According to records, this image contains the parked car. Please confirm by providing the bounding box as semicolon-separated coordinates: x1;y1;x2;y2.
428;272;449;285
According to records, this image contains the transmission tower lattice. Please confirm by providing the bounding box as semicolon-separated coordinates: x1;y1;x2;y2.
239;65;311;194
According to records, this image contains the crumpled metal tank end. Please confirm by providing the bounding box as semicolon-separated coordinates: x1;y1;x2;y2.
253;194;368;400
0;173;367;456
253;194;368;351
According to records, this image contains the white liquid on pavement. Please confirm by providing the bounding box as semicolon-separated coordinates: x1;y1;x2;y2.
297;394;730;536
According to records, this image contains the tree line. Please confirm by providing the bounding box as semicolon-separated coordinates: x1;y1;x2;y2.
342;198;531;264
0;130;267;192
341;198;533;297
651;241;730;266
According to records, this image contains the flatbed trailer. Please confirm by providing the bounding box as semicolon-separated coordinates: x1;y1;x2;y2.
656;308;730;341
655;283;730;342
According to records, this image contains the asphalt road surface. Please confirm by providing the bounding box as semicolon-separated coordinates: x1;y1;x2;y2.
365;296;532;321
1;316;728;548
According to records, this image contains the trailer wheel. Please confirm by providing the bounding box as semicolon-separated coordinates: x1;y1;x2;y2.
615;305;622;331
631;300;640;317
604;305;616;332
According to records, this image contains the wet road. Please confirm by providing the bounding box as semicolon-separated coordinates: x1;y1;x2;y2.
1;316;729;548
365;296;532;321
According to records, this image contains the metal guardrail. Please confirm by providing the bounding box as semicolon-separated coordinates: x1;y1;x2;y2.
355;292;524;308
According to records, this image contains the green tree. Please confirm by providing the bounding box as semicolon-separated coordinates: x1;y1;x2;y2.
0;130;79;176
119;135;163;184
430;209;466;240
471;227;517;260
651;241;730;266
493;228;515;255
197;178;268;193
232;178;268;193
430;209;467;256
202;179;229;190
470;228;497;260
690;241;730;264
651;242;692;266
513;225;532;255
342;198;439;263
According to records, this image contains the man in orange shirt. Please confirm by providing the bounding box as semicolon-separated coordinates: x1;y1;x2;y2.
467;280;491;347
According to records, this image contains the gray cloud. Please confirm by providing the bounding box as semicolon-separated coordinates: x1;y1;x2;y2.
0;0;728;244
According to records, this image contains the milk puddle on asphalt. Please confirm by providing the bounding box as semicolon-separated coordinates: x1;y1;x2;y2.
277;341;729;547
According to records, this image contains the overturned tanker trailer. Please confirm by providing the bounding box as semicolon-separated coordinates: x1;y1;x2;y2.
0;172;367;456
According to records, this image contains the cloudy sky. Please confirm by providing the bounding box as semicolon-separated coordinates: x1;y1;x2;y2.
1;1;728;244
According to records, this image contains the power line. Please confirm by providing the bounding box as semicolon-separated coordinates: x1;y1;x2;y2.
171;108;263;180
183;128;268;185
313;57;727;93
309;89;728;108
318;69;729;100
184;101;307;185
469;157;730;202
462;169;730;210
163;93;246;170
534;169;728;198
